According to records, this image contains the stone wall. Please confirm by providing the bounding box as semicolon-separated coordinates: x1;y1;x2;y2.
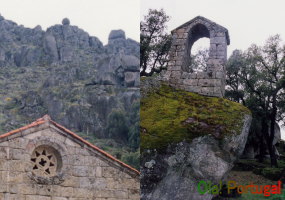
164;16;230;97
0;122;139;200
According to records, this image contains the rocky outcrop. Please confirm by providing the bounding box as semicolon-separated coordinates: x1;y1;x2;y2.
140;78;252;200
0;15;139;149
62;17;70;25
0;15;139;68
109;29;126;41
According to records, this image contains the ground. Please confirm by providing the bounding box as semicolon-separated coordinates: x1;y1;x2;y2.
221;170;285;200
216;146;285;200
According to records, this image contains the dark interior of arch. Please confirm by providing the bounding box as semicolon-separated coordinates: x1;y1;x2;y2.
182;23;210;72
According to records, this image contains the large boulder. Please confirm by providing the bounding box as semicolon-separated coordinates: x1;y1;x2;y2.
43;33;59;63
124;71;140;87
140;78;252;200
108;29;126;41
62;18;70;25
121;55;140;72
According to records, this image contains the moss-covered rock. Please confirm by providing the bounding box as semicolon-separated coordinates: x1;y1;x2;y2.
141;78;252;200
141;83;251;150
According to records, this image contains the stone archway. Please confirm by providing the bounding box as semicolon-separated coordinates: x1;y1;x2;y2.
164;16;230;97
182;23;210;72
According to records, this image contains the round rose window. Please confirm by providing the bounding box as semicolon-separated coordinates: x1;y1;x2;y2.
30;145;61;177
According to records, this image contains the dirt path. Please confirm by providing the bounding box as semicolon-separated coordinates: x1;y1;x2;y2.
225;170;277;185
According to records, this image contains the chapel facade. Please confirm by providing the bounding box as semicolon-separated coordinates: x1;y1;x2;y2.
0;115;140;200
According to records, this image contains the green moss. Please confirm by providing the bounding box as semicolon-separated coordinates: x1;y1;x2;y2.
141;84;251;150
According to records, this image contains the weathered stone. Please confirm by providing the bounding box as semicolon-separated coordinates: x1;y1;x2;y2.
164;16;230;97
196;72;209;79
181;72;189;79
43;34;59;63
170;71;181;79
141;113;252;200
108;29;126;41
198;79;214;87
183;79;198;86
215;71;225;79
145;160;156;169
212;37;227;44
0;116;139;199
62;18;70;26
124;72;139;87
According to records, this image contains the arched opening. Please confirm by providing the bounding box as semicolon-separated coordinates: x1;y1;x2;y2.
190;38;210;72
182;24;210;73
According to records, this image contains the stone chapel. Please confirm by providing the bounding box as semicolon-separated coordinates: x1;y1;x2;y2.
164;16;230;97
0;115;140;200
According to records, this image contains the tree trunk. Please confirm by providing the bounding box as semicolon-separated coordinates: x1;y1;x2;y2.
269;96;278;167
258;125;266;163
268;142;278;167
258;138;266;163
262;118;278;167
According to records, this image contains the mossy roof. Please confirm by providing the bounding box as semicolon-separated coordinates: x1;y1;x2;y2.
140;84;251;150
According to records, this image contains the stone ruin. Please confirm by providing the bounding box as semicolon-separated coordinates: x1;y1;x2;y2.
164;16;230;97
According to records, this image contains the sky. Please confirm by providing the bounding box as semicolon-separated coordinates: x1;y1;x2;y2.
0;0;140;44
141;0;285;139
141;0;285;55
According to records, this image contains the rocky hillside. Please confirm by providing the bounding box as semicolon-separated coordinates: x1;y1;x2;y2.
140;78;252;200
0;15;140;167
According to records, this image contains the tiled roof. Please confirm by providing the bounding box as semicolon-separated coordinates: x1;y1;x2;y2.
0;115;139;175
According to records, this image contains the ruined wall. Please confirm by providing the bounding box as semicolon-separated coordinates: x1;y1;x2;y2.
164;16;230;97
0;123;139;200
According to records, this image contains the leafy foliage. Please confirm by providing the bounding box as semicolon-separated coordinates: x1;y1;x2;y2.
106;111;129;143
140;9;172;76
226;35;285;167
121;150;140;169
189;48;209;72
106;101;140;150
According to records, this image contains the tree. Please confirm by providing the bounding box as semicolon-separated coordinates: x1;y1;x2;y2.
189;48;208;73
106;111;129;143
127;101;140;150
140;9;172;76
226;35;285;167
